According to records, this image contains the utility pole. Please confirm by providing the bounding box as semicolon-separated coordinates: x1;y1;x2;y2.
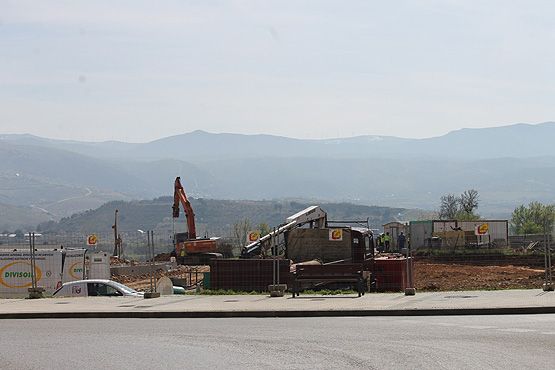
269;227;286;297
112;209;121;257
543;221;553;291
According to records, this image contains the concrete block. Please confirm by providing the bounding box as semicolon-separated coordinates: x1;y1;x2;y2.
144;292;161;299
27;287;45;299
268;284;287;297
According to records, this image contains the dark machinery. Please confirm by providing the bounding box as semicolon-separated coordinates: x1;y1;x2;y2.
172;177;221;265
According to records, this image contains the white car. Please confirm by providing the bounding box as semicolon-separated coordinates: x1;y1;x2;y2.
53;279;143;297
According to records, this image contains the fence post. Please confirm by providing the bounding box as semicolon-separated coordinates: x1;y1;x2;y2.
544;230;553;291
405;245;416;296
144;230;160;299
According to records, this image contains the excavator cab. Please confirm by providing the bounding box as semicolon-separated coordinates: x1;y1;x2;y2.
175;232;190;243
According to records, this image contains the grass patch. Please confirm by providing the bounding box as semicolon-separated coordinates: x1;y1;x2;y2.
301;289;358;295
185;289;264;295
183;288;359;295
413;247;520;257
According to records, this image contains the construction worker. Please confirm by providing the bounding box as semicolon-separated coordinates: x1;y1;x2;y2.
398;232;406;252
376;233;384;253
383;232;391;252
179;247;186;264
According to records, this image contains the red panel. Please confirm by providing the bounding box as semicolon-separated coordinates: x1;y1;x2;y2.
373;258;411;292
210;259;292;292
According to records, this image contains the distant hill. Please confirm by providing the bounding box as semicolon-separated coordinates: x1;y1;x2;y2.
0;203;53;231
0;143;208;219
2;121;555;229
3;122;555;161
37;197;424;237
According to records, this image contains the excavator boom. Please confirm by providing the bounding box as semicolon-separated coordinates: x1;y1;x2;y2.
173;176;197;239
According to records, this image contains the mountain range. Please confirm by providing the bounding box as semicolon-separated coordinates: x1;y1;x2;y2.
1;121;555;230
3;122;555;161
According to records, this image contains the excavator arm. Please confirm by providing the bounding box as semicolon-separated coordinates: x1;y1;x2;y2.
172;176;197;239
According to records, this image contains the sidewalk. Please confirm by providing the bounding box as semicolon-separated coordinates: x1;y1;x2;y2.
1;289;554;319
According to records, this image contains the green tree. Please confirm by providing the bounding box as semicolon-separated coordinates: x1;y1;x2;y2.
439;190;480;220
233;218;252;247
439;194;458;219
257;223;271;237
511;202;555;234
460;189;479;214
454;210;480;221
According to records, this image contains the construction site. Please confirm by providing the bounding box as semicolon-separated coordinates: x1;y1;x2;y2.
0;176;553;299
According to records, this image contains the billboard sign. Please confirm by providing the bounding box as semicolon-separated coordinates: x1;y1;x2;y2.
62;249;87;283
0;250;63;298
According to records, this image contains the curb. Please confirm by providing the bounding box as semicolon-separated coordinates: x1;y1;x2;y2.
2;306;555;319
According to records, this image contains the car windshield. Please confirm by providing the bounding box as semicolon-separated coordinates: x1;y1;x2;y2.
109;281;139;294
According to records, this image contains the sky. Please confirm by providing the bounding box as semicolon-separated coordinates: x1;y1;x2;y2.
1;0;554;142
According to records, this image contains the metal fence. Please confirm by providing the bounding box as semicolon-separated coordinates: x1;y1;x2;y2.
0;230;239;261
2;231;552;292
0;231;174;261
410;236;553;291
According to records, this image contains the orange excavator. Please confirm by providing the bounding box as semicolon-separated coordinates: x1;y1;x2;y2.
172;177;221;265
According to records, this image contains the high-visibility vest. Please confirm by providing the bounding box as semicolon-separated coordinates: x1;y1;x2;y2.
383;234;391;242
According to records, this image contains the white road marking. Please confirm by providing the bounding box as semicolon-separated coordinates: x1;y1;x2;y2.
462;325;497;330
497;328;537;333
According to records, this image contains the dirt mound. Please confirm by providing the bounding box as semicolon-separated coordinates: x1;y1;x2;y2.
154;253;172;262
414;262;545;291
110;256;131;265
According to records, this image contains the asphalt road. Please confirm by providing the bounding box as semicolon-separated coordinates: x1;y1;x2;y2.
1;315;554;369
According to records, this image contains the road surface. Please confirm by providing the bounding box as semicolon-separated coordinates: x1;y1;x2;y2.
1;315;553;369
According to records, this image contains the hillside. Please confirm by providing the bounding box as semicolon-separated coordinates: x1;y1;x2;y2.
37;197;425;237
2;121;555;228
0;203;53;231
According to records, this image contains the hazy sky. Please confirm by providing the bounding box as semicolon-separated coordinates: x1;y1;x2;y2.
1;1;554;142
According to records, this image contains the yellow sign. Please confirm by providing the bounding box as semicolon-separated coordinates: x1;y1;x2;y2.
329;228;343;241
247;230;261;243
87;234;98;246
475;223;489;236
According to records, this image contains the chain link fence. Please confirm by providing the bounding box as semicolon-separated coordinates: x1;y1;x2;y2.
0;230;240;261
2;230;552;292
411;235;553;291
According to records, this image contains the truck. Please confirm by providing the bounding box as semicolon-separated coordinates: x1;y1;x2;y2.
172;177;222;265
240;205;328;258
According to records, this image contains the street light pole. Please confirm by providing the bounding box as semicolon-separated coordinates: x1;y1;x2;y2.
144;230;160;299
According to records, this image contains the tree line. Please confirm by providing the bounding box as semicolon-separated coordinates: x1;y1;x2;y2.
439;189;555;235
